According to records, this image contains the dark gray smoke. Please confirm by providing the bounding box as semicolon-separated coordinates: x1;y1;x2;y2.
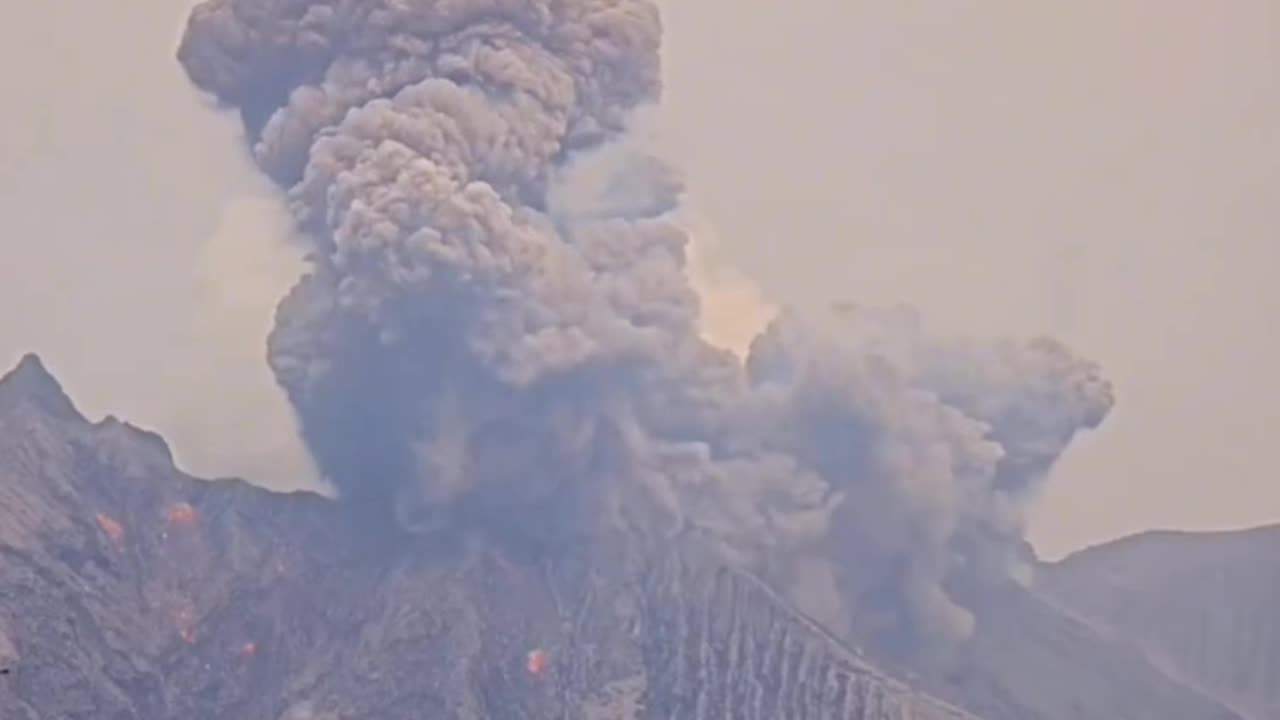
177;0;1113;652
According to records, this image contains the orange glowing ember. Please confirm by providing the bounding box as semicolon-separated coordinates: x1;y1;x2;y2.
526;649;549;676
95;513;125;542
175;604;198;644
165;502;197;526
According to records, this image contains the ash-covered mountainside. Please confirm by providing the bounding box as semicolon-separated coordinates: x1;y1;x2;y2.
0;355;973;719
1039;525;1280;720
897;573;1246;720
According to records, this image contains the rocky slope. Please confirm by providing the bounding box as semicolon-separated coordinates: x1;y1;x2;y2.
1038;525;1280;720
0;354;971;719
0;354;1262;720
899;577;1246;720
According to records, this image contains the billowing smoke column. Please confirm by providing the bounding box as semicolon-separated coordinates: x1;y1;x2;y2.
743;306;1112;649
177;0;1113;653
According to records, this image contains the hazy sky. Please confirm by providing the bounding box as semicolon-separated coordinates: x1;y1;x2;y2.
657;1;1279;558
0;0;318;489
1;1;1275;559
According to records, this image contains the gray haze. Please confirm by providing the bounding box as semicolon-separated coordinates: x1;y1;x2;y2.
656;0;1280;559
0;0;318;490
0;0;1272;569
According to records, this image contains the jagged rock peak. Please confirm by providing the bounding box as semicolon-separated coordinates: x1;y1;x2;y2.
0;352;84;422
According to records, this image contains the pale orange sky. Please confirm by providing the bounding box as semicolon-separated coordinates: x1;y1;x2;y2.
0;1;1276;559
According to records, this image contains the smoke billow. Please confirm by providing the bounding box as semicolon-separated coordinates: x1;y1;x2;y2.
177;0;1112;652
743;306;1111;648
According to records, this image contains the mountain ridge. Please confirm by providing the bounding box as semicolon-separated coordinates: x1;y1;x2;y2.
0;353;973;719
0;353;1264;719
1039;522;1280;720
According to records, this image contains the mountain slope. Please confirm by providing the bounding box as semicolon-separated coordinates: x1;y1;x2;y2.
1038;525;1280;720
904;578;1246;720
0;354;971;719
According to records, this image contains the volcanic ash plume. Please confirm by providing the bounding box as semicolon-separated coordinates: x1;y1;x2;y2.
745;307;1113;648
178;0;694;521
177;0;1113;651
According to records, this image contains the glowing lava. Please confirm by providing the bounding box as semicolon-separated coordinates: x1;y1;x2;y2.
165;502;197;527
526;649;549;676
95;513;125;543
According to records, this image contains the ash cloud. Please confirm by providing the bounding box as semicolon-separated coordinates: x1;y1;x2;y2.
177;0;1113;652
744;306;1111;649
